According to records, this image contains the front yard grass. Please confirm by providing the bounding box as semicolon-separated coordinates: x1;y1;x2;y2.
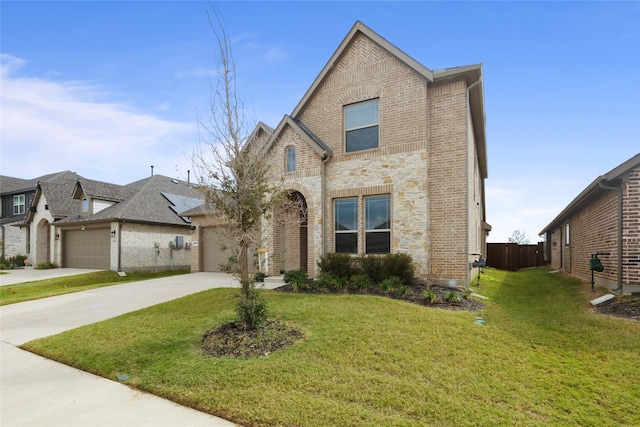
22;267;640;426
1;269;189;305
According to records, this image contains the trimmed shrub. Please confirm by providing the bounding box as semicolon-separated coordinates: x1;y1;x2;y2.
357;255;384;284
317;253;355;279
253;272;266;283
381;253;415;285
284;269;308;291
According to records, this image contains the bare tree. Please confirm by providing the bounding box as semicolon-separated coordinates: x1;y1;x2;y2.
191;6;282;328
508;229;530;245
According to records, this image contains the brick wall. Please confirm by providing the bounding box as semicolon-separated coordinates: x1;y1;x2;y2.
120;222;192;271
623;166;640;285
427;80;469;285
261;32;477;285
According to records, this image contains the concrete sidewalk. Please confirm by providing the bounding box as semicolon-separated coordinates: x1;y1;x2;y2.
1;272;278;427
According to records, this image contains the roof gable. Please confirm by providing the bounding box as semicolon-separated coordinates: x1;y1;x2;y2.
291;21;433;119
263;115;332;159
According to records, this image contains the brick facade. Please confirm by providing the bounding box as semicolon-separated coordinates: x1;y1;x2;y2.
541;160;640;294
259;23;488;286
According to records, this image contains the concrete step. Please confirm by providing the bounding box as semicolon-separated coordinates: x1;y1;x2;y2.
262;275;286;287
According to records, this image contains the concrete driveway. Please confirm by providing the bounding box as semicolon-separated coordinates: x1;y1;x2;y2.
1;271;279;427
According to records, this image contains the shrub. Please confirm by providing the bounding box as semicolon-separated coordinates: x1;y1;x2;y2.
357;255;384;284
380;276;403;293
397;284;409;296
381;253;415;285
235;288;268;330
350;273;372;290
444;290;463;303
284;269;308;292
331;276;350;291
36;262;58;270
253;272;266;283
317;253;355;279
423;289;439;304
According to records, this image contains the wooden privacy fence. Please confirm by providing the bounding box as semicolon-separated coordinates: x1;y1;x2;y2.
487;242;545;271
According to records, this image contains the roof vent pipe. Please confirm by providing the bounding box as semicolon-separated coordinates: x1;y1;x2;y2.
187;170;190;184
151;165;154;177
598;180;623;293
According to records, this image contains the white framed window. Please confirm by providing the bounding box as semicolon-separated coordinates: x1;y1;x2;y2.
365;195;391;254
565;222;570;246
286;147;296;172
82;198;89;213
13;194;25;215
334;198;358;254
345;99;379;153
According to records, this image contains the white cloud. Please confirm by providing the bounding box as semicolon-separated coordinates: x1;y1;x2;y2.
0;54;196;184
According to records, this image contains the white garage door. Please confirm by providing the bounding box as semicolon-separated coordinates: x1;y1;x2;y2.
63;228;110;269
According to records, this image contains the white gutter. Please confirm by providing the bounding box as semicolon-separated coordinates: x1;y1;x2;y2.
465;76;482;288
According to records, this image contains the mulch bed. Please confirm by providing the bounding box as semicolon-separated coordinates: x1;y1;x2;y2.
273;281;485;312
594;295;640;321
201;320;305;359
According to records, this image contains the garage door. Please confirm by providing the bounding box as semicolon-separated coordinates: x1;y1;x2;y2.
201;227;234;272
63;228;110;269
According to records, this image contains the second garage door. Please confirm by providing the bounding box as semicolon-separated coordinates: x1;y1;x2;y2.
200;226;235;272
63;228;110;269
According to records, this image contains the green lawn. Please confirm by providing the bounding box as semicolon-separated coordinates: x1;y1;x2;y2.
1;269;189;305
22;268;640;426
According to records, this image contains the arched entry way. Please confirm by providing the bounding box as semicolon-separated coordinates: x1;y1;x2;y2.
35;219;51;265
276;191;309;273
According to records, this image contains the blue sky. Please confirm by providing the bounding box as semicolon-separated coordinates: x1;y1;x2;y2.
1;1;638;242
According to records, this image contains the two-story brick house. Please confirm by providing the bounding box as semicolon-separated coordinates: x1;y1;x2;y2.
539;153;640;294
190;21;489;287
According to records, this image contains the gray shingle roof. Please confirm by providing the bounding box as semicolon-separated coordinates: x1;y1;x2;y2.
58;175;203;226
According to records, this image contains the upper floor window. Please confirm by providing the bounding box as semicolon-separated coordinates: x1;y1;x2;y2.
365;195;391;254
82;198;89;213
286;147;296;172
345;99;379;153
13;194;25;215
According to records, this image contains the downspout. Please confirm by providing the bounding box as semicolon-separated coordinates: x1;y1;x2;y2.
598;180;623;292
465;76;482;287
321;152;330;259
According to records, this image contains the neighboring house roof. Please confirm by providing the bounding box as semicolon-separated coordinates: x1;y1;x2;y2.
57;175;204;227
0;171;80;194
23;180;81;225
291;21;434;119
539;153;640;235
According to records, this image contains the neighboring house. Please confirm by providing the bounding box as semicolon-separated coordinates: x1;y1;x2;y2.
0;171;80;259
189;21;490;287
21;174;203;271
539;153;640;295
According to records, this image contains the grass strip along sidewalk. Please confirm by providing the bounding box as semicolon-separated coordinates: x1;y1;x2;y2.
23;268;640;426
1;269;189;305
